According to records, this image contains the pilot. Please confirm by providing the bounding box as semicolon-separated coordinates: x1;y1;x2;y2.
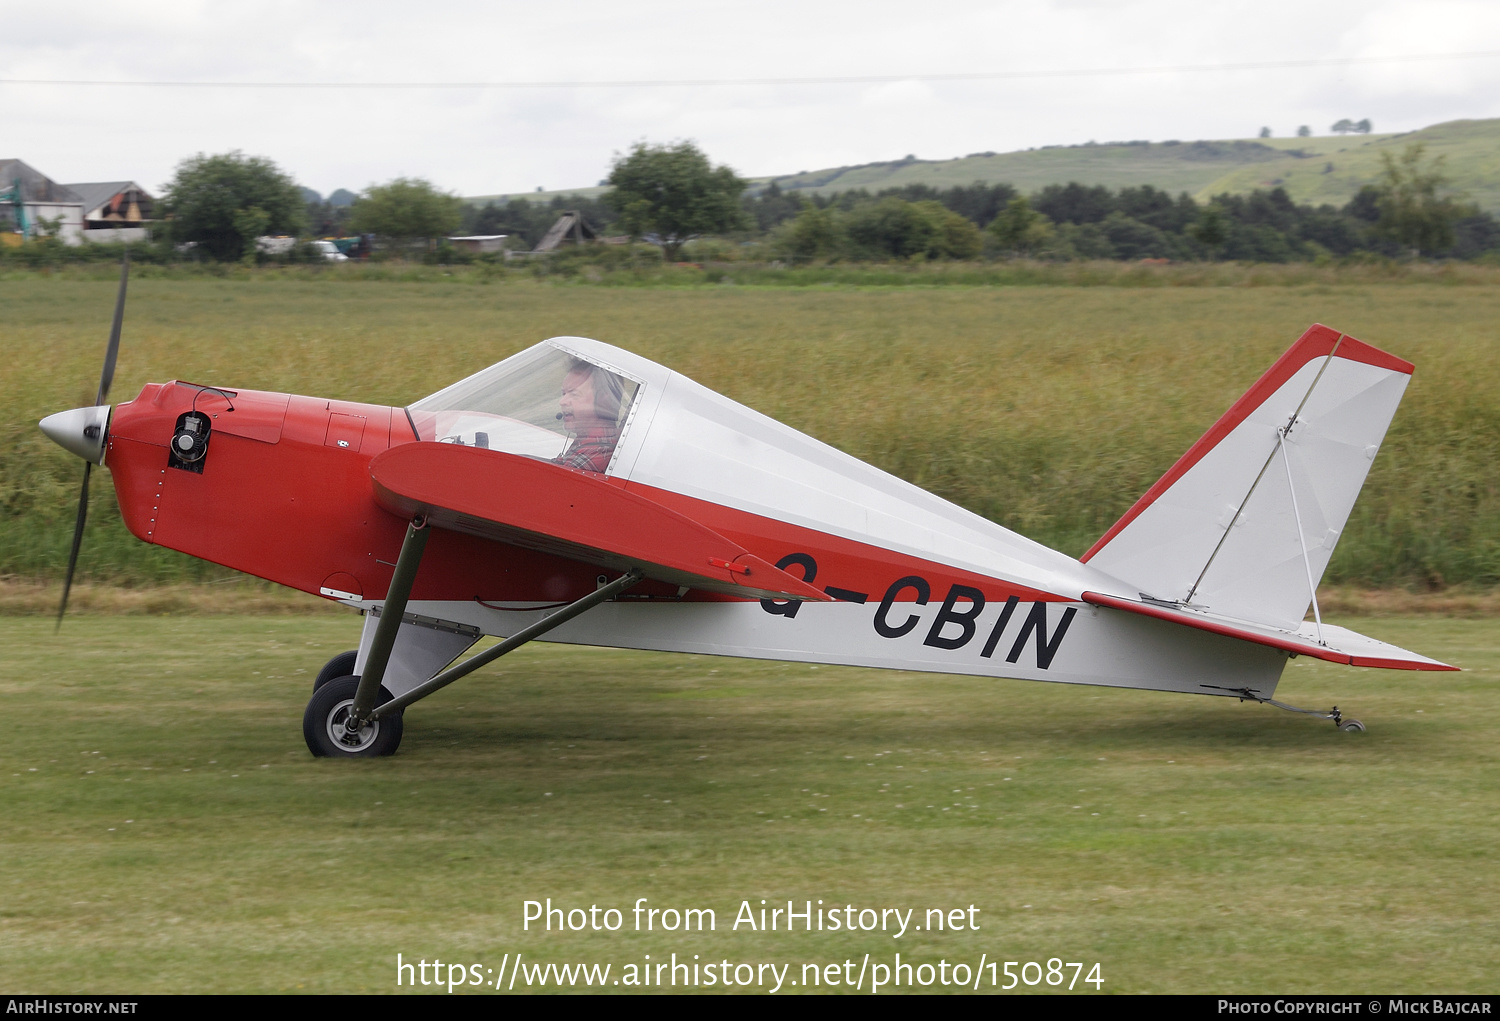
555;360;625;472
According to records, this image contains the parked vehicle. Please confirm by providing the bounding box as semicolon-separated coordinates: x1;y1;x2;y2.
311;239;349;262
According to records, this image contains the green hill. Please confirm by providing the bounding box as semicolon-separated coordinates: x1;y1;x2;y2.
468;118;1500;214
1198;119;1500;213
757;135;1383;198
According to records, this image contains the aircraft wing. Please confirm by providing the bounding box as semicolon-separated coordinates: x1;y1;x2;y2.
1081;591;1457;671
369;442;832;603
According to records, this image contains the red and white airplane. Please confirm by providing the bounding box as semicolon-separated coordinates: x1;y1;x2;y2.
41;267;1454;756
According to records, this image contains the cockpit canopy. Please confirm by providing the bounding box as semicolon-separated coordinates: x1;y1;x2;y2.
405;334;1074;598
408;341;641;474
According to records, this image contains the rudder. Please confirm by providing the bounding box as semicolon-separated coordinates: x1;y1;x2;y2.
1082;325;1412;631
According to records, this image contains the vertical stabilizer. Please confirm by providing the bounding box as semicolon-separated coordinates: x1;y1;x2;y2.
1082;325;1412;631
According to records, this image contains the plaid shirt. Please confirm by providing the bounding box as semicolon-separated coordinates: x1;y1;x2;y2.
555;426;619;473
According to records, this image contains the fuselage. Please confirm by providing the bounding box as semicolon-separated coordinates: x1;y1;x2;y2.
40;326;1452;731
99;364;1290;701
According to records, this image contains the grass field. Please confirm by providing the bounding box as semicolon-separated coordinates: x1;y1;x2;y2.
3;271;1497;588
0;615;1494;993
2;272;1495;994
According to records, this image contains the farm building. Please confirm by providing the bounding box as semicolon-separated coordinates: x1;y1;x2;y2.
532;210;599;252
0;159;84;243
65;181;156;243
447;234;509;254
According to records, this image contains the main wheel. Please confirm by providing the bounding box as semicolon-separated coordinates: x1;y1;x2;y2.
313;650;359;691
1338;719;1366;733
303;675;403;757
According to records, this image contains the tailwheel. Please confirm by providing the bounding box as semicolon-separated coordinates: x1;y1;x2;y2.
303;676;403;757
1203;686;1369;732
313;650;359;691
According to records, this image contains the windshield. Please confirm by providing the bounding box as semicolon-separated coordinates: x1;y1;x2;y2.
408;343;641;474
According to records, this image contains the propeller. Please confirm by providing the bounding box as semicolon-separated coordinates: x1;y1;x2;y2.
55;252;129;628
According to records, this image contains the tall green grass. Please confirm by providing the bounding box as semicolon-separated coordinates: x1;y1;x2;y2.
3;273;1496;588
8;255;1500;288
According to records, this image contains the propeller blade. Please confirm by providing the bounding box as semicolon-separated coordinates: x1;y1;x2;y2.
58;252;128;626
96;251;128;406
57;253;128;627
56;462;91;629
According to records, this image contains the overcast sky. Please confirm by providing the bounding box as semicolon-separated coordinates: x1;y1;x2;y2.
7;0;1500;200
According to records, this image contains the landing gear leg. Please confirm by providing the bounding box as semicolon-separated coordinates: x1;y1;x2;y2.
304;513;644;758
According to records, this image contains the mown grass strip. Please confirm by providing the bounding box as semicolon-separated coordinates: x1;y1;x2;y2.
0;616;1494;992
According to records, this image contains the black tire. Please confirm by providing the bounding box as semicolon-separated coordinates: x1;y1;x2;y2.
313;650;359;692
303;675;403;757
1338;719;1366;733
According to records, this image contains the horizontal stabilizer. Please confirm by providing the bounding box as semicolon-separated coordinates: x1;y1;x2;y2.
1082;591;1457;671
369;443;832;603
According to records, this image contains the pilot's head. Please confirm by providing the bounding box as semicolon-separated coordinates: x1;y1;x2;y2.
560;361;623;432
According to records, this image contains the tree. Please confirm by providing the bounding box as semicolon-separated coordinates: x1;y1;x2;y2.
160;152;306;261
987;197;1053;256
348;178;463;247
1031;182;1115;225
1332;119;1354;135
1098;211;1174;260
920;201;983;259
1296;125;1312;137
1188;205;1229;258
306;196;353;238
1373;143;1466;255
1355;118;1372;134
604;141;747;260
1259;127;1272;138
842;198;962;260
843;197;937;259
773;202;844;263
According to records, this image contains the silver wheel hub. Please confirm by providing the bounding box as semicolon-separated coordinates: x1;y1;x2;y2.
325;698;379;752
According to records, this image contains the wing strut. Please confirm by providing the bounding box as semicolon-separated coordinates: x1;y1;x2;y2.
367;569;643;721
